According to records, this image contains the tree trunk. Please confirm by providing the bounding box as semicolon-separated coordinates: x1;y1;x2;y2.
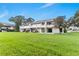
15;24;19;32
64;27;67;33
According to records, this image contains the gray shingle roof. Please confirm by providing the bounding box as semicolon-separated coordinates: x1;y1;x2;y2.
32;19;54;24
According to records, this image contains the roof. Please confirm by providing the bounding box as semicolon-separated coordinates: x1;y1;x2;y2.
32;19;54;24
0;22;15;27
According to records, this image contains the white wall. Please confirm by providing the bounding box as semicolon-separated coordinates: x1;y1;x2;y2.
52;28;60;33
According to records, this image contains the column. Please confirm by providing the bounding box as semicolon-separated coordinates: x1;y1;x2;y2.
52;28;53;33
29;24;31;32
39;28;42;33
45;21;47;33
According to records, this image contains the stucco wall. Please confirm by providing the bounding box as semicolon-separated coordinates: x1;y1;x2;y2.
52;28;60;33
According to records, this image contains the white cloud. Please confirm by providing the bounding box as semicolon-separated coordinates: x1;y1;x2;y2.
0;11;8;18
39;3;54;9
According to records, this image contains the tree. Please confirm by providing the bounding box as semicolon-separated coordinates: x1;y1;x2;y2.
26;17;35;32
73;10;79;26
74;10;79;26
0;23;5;27
22;17;35;26
9;15;26;32
67;16;75;27
54;16;66;33
68;10;79;27
26;17;35;23
74;10;79;18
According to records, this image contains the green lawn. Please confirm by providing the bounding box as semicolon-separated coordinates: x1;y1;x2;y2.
0;32;79;56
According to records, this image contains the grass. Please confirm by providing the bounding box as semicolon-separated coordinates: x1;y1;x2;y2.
0;32;79;56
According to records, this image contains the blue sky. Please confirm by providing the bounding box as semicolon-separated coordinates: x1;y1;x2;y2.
0;3;79;23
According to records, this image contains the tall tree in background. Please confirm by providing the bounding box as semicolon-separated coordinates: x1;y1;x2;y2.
74;10;79;18
26;17;35;32
54;16;65;26
54;16;66;33
68;10;79;27
26;17;35;23
22;17;35;26
67;16;75;27
74;10;79;27
9;15;26;32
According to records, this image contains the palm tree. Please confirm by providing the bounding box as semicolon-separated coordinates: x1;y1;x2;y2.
9;15;26;32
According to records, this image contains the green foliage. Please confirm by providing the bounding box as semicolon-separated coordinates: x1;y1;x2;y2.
54;16;67;33
26;17;35;23
54;16;66;27
68;10;79;27
74;10;79;18
9;16;35;32
9;15;26;32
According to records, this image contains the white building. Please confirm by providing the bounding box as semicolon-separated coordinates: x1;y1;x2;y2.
68;25;79;32
20;19;64;33
0;23;15;32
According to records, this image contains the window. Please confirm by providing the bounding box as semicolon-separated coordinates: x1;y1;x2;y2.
47;22;51;25
42;22;45;25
